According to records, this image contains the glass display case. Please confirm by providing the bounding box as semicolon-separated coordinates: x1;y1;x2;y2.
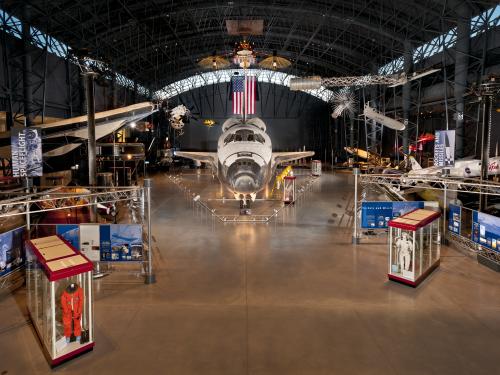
26;235;94;366
311;160;322;176
283;176;296;204
388;209;441;287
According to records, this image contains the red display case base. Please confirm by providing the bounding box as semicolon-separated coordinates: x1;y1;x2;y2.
51;343;95;367
388;260;440;288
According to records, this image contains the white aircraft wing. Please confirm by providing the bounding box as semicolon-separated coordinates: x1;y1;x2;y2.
44;119;127;140
175;151;218;168
271;151;314;167
43;143;82;158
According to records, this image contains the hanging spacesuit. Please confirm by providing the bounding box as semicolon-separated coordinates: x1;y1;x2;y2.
61;283;84;343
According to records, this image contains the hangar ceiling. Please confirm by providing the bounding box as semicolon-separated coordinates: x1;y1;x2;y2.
2;0;497;91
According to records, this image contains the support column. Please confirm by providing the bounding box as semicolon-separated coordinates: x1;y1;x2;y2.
1;28;13;130
402;41;413;154
479;93;493;211
85;72;98;221
133;81;138;103
369;63;378;154
454;2;471;159
349;116;354;149
22;6;33;126
111;73;117;109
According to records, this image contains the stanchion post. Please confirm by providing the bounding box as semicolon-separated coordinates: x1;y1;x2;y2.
442;182;448;245
144;179;156;284
352;168;360;244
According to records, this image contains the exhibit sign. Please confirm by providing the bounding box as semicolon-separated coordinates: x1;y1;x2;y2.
11;126;43;177
448;204;461;235
79;224;101;261
361;201;424;229
99;224;143;261
58;224;143;262
472;210;500;252
56;225;80;250
434;130;455;167
0;226;25;277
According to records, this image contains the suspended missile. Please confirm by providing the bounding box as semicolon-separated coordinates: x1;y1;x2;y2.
363;104;405;131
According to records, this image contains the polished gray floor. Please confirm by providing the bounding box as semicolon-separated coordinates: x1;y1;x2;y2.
1;171;500;374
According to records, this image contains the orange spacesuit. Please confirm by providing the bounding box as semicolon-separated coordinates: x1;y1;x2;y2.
61;284;84;340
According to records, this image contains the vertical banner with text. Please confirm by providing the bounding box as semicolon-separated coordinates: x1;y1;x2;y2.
11;127;43;177
434;130;455;167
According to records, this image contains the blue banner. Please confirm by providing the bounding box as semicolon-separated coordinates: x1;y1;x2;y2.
56;225;79;249
434;130;455;167
448;204;461;235
361;201;424;229
472;210;500;252
0;227;25;277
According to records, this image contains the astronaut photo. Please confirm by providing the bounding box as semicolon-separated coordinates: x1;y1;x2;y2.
394;232;413;273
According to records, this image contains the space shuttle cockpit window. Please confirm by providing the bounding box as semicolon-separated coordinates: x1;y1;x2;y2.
224;134;235;145
254;134;265;144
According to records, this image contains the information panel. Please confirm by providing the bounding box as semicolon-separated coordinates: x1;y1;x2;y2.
56;224;80;250
99;224;143;261
472;211;500;252
54;224;143;262
361;201;424;229
0;227;25;277
448;204;461;235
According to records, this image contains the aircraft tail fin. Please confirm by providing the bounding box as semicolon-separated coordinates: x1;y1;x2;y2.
409;156;422;170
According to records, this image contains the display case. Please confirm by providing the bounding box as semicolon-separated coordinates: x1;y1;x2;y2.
283;176;296;204
311;160;322;176
26;235;94;366
388;209;441;287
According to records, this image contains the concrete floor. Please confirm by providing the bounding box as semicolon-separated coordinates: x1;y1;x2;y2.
1;171;500;374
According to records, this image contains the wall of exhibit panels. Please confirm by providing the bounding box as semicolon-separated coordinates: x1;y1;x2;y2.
449;203;500;252
0;221;144;285
0;31;146;124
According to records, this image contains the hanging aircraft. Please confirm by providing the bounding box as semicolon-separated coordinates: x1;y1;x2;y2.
175;117;313;204
0;102;158;159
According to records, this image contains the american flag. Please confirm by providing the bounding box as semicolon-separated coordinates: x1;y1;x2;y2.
232;75;256;115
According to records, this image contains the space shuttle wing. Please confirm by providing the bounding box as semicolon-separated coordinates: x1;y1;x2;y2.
175;151;218;167
272;151;314;167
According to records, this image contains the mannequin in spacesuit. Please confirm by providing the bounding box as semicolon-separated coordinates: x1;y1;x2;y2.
396;232;413;272
60;283;84;344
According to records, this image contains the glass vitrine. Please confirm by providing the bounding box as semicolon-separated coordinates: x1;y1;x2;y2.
388;209;441;287
283;176;296;203
26;235;94;366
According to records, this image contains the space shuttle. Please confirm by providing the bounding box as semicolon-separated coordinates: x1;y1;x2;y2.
176;116;314;203
0;102;158;159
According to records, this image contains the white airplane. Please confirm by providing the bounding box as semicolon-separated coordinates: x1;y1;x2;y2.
0;102;158;159
408;156;500;177
175;117;314;204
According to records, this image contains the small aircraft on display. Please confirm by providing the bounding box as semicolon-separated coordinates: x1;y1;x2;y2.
0;102;158;159
176;117;313;204
407;156;500;177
